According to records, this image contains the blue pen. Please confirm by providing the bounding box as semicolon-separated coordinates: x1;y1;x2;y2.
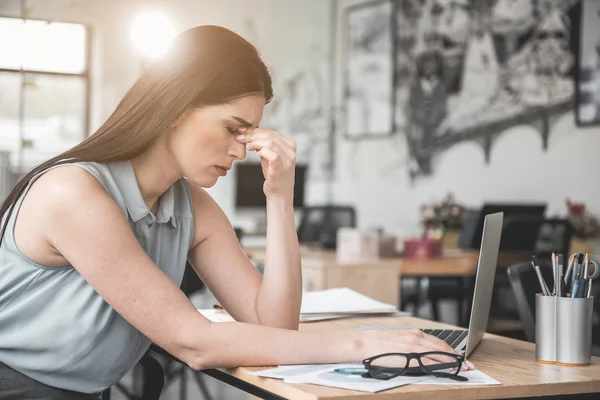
333;368;368;375
571;279;580;298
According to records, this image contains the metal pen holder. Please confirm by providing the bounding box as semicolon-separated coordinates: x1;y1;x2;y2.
535;293;594;366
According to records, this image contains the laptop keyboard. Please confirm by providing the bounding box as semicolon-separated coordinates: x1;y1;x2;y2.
421;329;468;350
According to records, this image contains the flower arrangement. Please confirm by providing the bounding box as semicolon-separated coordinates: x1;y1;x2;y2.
566;199;600;239
420;193;465;230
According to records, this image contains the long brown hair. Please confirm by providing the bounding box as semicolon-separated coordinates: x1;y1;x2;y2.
0;25;273;246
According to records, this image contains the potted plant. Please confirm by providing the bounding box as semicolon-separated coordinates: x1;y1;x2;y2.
566;199;600;254
420;193;465;249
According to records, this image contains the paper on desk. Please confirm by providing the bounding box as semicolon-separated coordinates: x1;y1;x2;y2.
414;369;501;385
198;307;408;324
300;288;399;315
300;311;410;323
250;364;426;393
250;364;500;391
198;309;235;322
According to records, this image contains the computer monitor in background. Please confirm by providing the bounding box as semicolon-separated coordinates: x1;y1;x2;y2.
235;163;307;209
459;203;547;250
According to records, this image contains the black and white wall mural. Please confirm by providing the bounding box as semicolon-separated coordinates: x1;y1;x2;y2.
575;0;600;126
343;0;395;139
343;0;581;180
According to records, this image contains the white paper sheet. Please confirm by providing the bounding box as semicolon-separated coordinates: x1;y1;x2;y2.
300;311;410;323
198;306;409;324
250;364;501;391
414;368;501;385
198;309;235;322
250;364;426;393
300;288;399;315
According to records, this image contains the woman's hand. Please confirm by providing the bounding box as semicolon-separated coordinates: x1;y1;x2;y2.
236;128;297;202
361;329;475;371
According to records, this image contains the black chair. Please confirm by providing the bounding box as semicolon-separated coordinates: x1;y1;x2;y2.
297;205;357;249
534;218;574;258
491;217;574;323
154;262;213;400
103;261;211;400
508;260;600;348
405;217;574;326
506;261;554;342
160;227;244;399
101;352;165;400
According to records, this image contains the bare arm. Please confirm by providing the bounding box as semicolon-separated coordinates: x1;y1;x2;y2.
187;185;301;329
258;196;302;329
30;166;466;371
188;128;301;330
240;129;302;329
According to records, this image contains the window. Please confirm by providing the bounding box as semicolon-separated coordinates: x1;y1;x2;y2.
0;17;89;173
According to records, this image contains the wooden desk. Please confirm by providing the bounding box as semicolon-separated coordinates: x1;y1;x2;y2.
245;246;529;279
398;250;529;277
196;315;600;399
245;246;400;305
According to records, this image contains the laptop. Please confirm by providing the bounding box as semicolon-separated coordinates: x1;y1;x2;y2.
421;212;503;357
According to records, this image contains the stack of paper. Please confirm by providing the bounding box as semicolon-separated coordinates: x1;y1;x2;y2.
249;364;426;392
299;288;407;322
249;364;501;393
198;287;408;324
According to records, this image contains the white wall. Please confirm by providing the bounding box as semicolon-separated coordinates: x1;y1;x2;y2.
332;0;600;235
3;0;599;236
0;0;333;230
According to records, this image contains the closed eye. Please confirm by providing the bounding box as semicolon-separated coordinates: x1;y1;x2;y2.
226;126;239;135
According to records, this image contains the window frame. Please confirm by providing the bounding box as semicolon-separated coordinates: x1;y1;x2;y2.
0;15;92;149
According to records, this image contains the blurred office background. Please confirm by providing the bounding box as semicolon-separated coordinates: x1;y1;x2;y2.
1;0;599;399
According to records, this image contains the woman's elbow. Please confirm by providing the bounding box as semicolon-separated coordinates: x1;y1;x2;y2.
171;322;215;371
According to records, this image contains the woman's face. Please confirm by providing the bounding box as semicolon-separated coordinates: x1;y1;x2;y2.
168;94;265;187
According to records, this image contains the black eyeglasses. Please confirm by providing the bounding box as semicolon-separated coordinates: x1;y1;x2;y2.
362;352;468;382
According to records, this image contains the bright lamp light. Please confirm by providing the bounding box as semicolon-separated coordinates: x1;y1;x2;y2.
130;11;176;59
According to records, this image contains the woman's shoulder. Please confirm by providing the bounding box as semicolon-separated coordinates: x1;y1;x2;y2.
27;163;110;201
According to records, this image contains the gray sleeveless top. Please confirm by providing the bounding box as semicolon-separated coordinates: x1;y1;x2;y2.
0;161;195;393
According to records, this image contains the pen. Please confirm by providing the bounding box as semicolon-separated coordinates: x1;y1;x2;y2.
570;254;582;296
334;368;368;375
552;253;557;296
572;279;580;298
557;254;564;297
587;279;593;298
532;256;550;296
564;254;575;288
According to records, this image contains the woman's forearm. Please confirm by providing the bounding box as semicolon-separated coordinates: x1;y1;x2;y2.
255;197;302;329
187;321;365;369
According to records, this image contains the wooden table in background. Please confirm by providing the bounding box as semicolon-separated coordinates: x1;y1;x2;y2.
197;315;600;400
244;247;529;309
398;250;529;276
245;246;400;306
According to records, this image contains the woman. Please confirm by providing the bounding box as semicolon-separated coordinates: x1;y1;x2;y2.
0;25;471;398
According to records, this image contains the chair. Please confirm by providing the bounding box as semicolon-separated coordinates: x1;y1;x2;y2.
491;217;574;322
101;352;165;400
405;217;574;327
506;260;554;342
103;261;210;400
507;260;600;350
160;227;245;399
533;218;574;258
154;262;213;400
297;205;357;249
